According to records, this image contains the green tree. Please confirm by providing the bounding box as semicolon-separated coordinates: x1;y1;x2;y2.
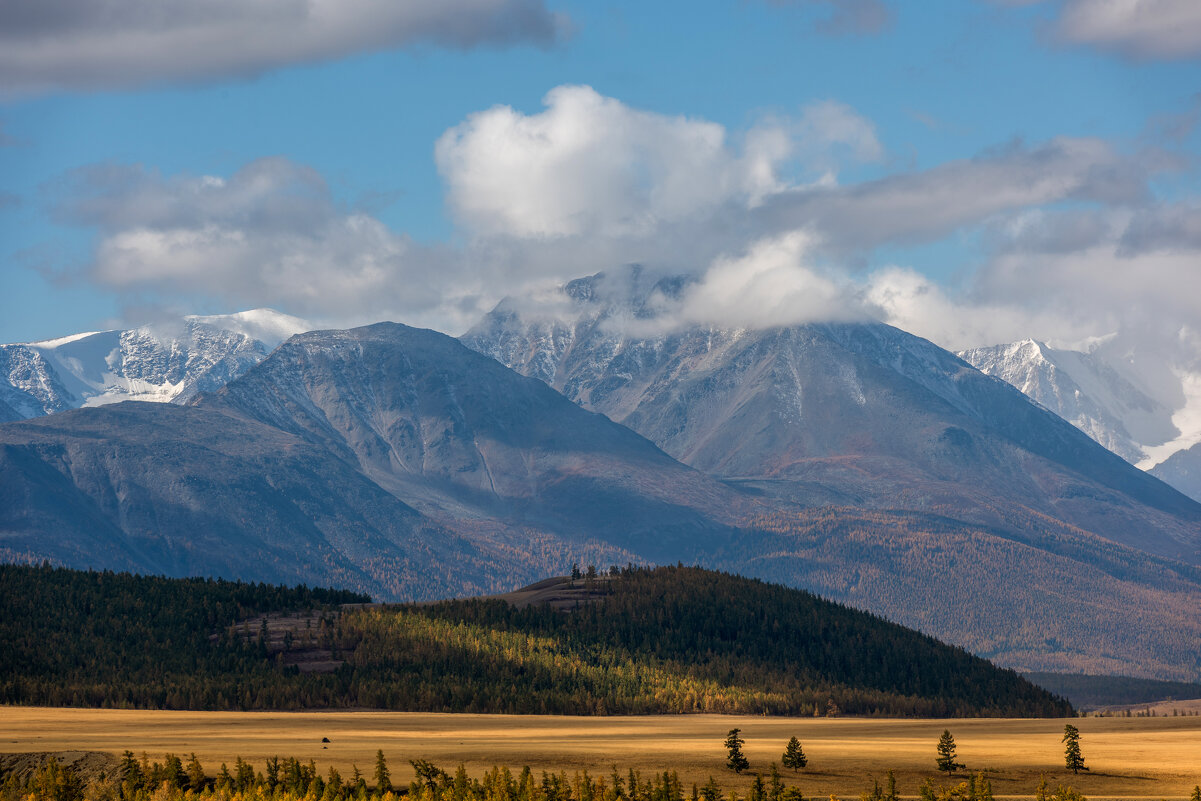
1191;786;1201;801
781;738;807;772
185;754;206;790
1062;725;1087;775
373;750;391;793
725;729;749;774
935;730;964;775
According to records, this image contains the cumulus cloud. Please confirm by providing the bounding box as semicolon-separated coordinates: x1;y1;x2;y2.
979;205;1201;346
0;0;563;94
850;202;1201;373
435;85;786;240
638;232;868;333
863;266;1101;351
45;158;492;331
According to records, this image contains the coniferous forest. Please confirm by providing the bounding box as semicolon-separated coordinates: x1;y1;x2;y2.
0;563;1072;717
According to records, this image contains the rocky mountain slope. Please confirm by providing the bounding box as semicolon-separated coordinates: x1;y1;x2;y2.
0;309;306;421
0;323;753;600
463;272;1201;567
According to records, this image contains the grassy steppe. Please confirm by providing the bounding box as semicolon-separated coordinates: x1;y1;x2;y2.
4;708;1199;799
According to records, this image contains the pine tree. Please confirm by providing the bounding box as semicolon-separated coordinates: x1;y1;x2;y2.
1190;785;1200;801
781;738;807;772
725;729;749;774
935;730;964;775
374;750;391;793
1062;724;1087;775
186;754;206;791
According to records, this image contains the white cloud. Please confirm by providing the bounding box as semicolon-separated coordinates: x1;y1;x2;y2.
435;87;890;242
755;137;1151;251
0;0;564;94
48;158;493;331
43;86;1194;358
1058;0;1201;60
864;266;1098;351
644;232;868;333
435;85;775;239
987;0;1201;60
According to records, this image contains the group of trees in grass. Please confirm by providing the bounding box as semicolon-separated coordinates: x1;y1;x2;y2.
719;725;1100;800
931;726;1087;779
722;731;805;776
7;751;1189;801
0;564;1072;717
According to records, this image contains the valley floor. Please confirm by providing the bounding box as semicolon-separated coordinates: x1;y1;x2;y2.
3;708;1200;799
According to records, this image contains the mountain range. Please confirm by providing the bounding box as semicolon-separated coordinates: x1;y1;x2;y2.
3;278;1201;681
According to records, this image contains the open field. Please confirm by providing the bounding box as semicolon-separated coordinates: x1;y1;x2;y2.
4;708;1200;799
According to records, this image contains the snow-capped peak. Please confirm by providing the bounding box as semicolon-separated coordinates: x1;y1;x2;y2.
0;310;313;422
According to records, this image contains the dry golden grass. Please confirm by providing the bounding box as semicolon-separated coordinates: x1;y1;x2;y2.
4;708;1200;800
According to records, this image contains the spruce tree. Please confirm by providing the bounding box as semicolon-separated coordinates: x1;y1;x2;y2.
781;737;807;772
1190;785;1200;801
1062;724;1087;775
935;730;964;775
725;729;750;774
373;750;391;793
185;754;206;791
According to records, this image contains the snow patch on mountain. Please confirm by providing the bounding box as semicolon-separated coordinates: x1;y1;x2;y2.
959;338;1201;501
0;309;309;419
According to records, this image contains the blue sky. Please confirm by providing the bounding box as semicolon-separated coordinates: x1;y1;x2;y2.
2;0;1201;352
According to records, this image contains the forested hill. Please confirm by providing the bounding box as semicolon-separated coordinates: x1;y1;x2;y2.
384;566;1073;717
0;563;1071;717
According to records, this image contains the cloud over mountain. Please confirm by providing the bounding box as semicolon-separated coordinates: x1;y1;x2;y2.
38;85;1195;356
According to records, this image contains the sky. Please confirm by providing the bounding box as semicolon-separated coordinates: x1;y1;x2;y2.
2;0;1201;360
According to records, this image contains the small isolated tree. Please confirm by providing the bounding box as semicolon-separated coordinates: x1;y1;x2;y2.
373;750;390;793
1190;786;1201;801
935;730;964;775
1062;724;1087;775
781;737;807;772
725;728;750;774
